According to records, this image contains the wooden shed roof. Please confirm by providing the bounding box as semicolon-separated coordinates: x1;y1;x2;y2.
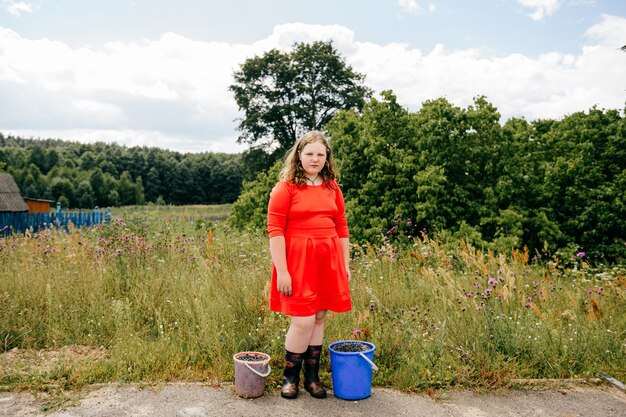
0;173;29;212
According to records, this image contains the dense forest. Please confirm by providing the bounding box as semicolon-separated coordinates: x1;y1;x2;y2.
0;134;243;208
231;93;626;262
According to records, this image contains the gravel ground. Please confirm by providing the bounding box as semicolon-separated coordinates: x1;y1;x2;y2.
1;383;624;417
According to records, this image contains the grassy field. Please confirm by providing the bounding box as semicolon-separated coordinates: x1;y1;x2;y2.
1;204;624;397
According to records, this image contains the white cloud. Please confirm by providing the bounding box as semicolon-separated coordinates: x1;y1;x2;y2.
584;13;626;47
71;100;126;125
2;0;34;17
3;128;248;154
397;0;435;16
353;14;625;120
518;0;561;21
1;16;625;153
254;23;356;52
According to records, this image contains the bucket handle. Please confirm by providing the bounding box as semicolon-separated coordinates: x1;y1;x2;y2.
359;352;379;371
244;361;272;378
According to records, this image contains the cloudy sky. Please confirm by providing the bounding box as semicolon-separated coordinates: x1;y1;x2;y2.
1;0;625;154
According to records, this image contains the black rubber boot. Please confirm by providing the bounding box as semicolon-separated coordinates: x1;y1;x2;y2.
281;350;304;399
303;345;327;399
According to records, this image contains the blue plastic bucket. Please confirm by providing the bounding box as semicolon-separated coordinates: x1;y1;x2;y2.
328;340;378;400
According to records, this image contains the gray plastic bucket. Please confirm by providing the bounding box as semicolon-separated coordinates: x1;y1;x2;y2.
233;351;271;398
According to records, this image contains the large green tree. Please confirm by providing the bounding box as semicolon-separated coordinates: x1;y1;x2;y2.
229;41;371;175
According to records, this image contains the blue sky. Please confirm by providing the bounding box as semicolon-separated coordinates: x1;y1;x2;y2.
1;0;625;153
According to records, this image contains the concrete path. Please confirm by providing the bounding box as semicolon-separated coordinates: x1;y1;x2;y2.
1;383;625;417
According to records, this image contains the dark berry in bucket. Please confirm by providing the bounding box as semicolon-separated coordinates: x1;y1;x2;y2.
237;354;267;362
332;342;369;352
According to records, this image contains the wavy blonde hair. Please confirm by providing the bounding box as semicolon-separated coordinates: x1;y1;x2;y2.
280;130;338;188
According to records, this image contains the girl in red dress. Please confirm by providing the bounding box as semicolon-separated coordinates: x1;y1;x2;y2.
267;130;352;399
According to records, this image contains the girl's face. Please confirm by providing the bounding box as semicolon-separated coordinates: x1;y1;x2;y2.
299;141;327;177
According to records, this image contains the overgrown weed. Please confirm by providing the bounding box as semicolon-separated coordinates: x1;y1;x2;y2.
1;206;624;393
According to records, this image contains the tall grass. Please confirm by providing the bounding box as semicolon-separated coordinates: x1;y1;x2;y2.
1;205;624;392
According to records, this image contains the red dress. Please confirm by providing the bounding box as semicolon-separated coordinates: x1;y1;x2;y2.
267;180;352;316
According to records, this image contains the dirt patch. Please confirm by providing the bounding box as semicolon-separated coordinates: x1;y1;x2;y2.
0;345;107;376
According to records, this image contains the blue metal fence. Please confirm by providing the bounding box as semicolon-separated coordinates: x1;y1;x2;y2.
0;208;111;236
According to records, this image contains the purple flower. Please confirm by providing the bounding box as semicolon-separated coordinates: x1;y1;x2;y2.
533;280;539;287
488;277;497;287
587;289;594;294
525;303;531;308
386;225;398;235
476;306;483;311
484;288;492;297
353;329;361;336
526;296;533;302
576;251;586;258
407;219;413;226
465;292;474;298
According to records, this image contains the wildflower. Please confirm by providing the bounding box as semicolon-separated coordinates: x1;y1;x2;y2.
476;306;483;311
465;292;473;298
525;303;531;308
353;329;361;336
524;269;530;274
526;296;532;302
533;280;539;287
576;251;585;258
461;307;467;312
386;225;398;235
484;288;492;297
369;303;376;311
487;277;497;286
597;287;604;295
587;289;594;294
